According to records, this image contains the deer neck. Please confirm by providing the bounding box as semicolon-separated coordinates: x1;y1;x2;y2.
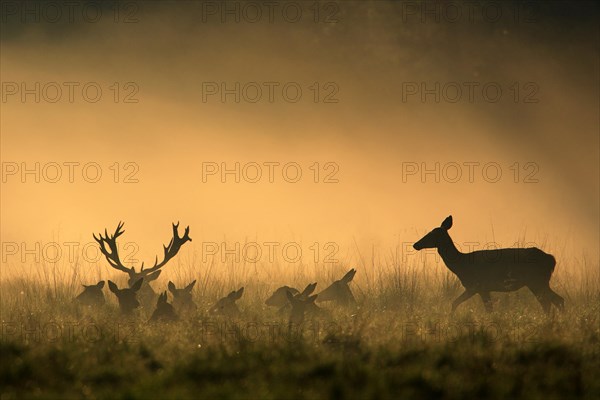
437;232;464;274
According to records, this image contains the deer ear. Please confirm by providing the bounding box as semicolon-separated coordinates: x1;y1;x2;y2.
441;215;453;230
300;284;312;296
233;287;244;300
131;278;144;291
308;294;318;303
168;281;176;293
185;280;196;292
108;280;118;293
97;281;105;288
146;270;162;281
342;269;356;283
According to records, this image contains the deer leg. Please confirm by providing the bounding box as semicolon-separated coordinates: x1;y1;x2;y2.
479;292;493;312
451;290;475;314
548;288;565;311
528;285;552;314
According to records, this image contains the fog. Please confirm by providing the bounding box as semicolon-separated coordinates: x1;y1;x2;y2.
1;1;598;270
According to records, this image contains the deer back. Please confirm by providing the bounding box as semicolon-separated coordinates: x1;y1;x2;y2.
75;281;106;307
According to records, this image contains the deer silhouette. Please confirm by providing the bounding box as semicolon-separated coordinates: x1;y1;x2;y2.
210;287;244;317
265;286;300;308
150;291;178;322
317;269;357;306
75;281;106;307
286;289;319;327
279;282;322;324
108;278;144;314
413;215;565;314
94;221;191;310
168;280;197;314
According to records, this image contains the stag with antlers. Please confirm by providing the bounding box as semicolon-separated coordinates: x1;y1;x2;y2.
94;221;191;311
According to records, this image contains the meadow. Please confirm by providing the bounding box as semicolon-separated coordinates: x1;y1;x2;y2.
1;241;599;399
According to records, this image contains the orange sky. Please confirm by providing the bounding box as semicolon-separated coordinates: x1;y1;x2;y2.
1;1;598;272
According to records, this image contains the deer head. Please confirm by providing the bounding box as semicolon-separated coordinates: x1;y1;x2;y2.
286;287;318;326
168;280;197;313
75;281;105;307
210;287;244;317
265;286;299;308
150;291;178;322
413;215;453;250
317;269;357;306
94;222;191;305
108;278;143;314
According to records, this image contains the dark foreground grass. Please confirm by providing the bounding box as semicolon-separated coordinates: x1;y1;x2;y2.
1;295;599;400
1;255;598;399
1;329;599;399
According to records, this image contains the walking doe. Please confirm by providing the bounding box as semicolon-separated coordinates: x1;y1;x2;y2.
413;216;564;314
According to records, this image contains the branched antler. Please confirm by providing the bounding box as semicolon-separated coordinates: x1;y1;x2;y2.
94;222;191;277
140;222;192;273
93;221;132;274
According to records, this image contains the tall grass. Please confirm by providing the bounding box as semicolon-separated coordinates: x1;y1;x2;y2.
1;238;599;398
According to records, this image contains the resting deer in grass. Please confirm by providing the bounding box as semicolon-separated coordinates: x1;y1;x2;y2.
317;269;357;307
210;287;244;317
286;283;324;321
94;221;191;310
75;281;106;307
168;280;197;314
413;216;565;314
108;278;144;314
150;291;178;323
265;286;300;308
286;289;319;327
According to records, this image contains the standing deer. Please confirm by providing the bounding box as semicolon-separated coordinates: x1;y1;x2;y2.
413;215;565;314
94;221;191;310
317;269;357;306
150;291;178;322
75;281;106;307
108;278;144;314
168;280;197;314
210;287;244;317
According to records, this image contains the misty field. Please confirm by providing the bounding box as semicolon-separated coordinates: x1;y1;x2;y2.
1;246;599;400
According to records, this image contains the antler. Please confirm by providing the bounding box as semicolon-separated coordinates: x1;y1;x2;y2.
93;222;132;274
140;222;192;273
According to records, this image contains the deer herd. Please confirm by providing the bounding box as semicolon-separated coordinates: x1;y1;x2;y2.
76;216;565;325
